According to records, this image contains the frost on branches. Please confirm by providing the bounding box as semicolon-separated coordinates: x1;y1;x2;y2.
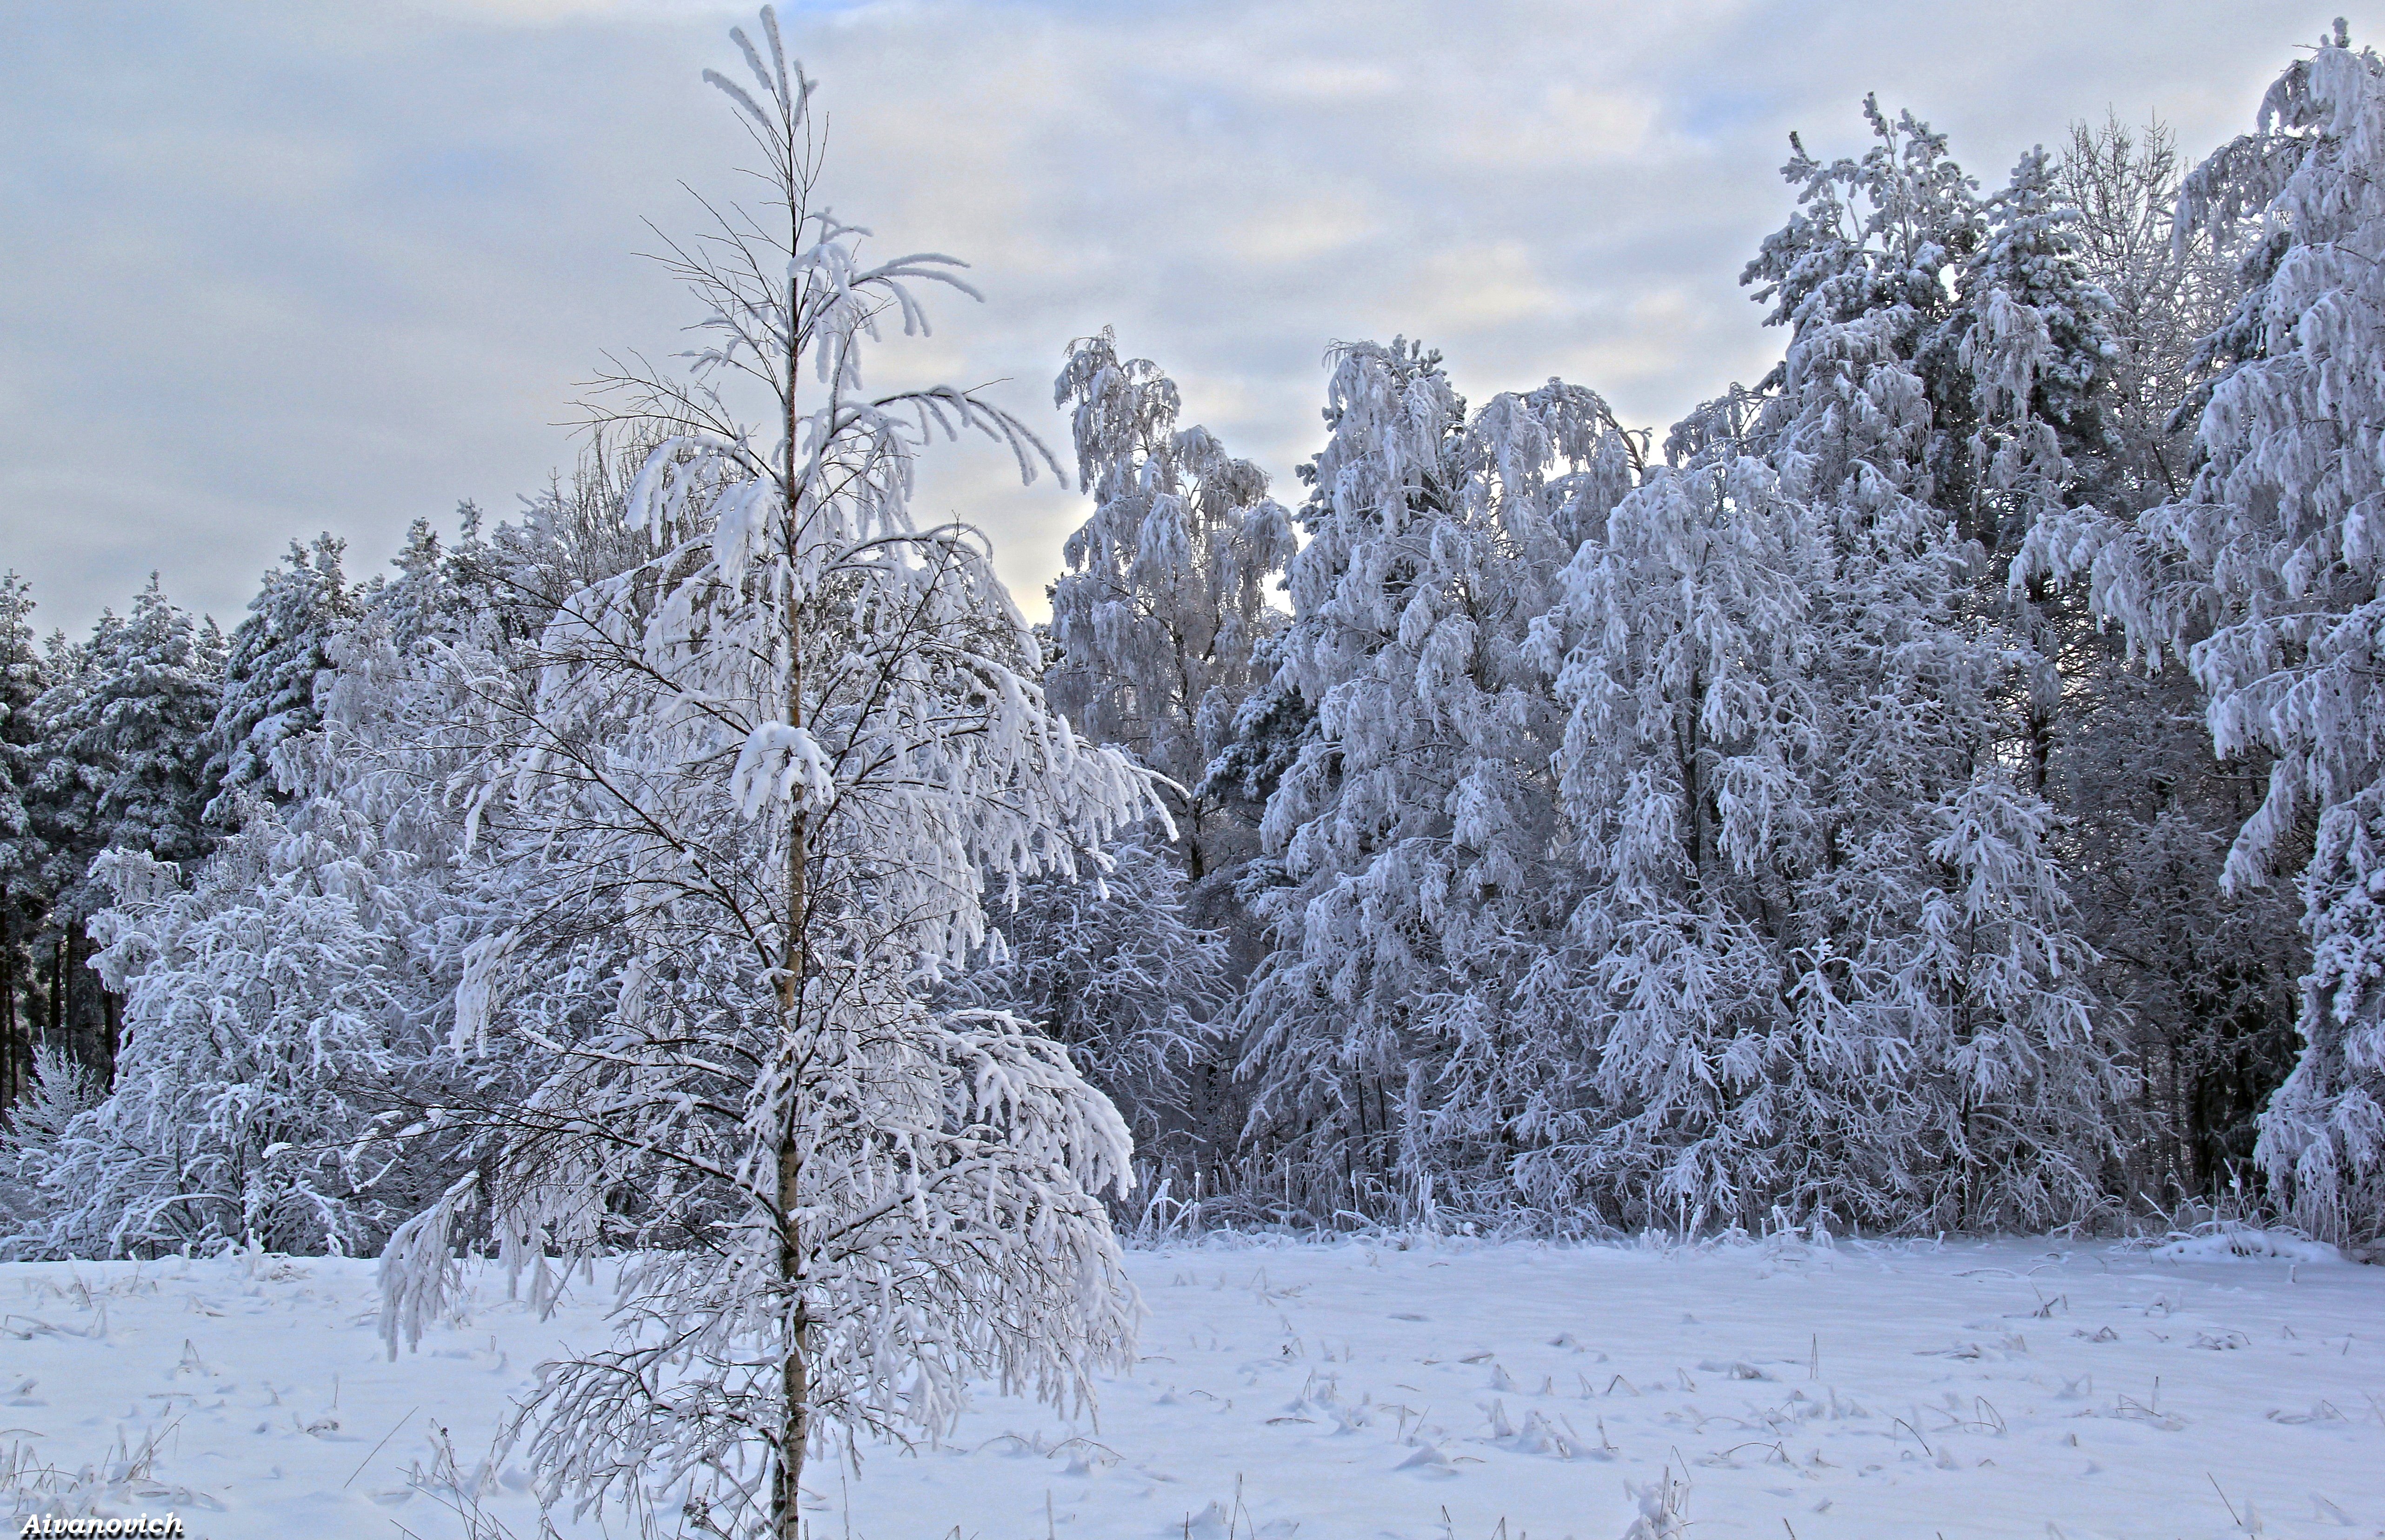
1049;330;1295;880
1237;339;1639;1224
1520;100;2129;1234
0;515;529;1261
5;815;413;1259
374;16;1159;1538
1533;438;2125;1233
940;830;1232;1209
2037;28;2385;1242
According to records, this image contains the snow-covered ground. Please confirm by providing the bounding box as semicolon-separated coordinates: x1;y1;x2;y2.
2;1232;2378;1540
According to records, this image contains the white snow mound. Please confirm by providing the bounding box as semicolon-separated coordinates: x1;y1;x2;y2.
2143;1226;2343;1263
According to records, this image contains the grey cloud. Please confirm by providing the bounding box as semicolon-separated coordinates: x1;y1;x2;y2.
0;0;2348;633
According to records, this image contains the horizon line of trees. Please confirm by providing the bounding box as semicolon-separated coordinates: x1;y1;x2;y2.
2;20;2379;1267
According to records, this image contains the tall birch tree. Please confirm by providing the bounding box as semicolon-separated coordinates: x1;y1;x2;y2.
377;16;1158;1536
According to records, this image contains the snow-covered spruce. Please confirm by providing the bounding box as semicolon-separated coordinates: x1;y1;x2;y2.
24;580;222;931
202;534;358;831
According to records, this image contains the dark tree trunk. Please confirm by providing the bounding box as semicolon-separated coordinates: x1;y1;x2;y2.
0;896;16;1114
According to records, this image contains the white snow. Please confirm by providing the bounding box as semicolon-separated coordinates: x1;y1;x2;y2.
4;1233;2380;1540
2140;1229;2347;1266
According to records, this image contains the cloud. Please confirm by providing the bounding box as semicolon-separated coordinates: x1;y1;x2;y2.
0;0;2348;635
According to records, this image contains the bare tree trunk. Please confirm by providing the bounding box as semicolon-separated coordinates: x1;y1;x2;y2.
101;984;122;1085
772;803;811;1540
771;285;812;1540
773;1128;810;1539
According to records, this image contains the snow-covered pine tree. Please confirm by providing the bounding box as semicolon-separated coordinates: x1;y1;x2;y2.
202;534;357;829
1522;452;1849;1231
1235;339;1639;1223
377;18;1158;1536
29;579;223;905
1832;143;2129;1227
22;578;224;1077
1739;100;2110;560
1048;329;1296;880
1935;145;2114;565
2042;27;2385;1241
1740;96;1982;535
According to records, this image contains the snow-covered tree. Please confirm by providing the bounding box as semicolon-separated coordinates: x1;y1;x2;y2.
2037;28;2385;1240
2055;113;2240;516
377;19;1157;1536
1048;331;1295;880
1740;97;1981;533
942;831;1232;1193
1235;339;1640;1222
1522;454;1851;1229
1502;99;2129;1233
0;504;528;1260
28;579;223;913
2006;119;2302;1194
1034;335;1290;1203
20;578;223;1078
202;534;357;828
1529;441;2127;1231
1937;146;2114;563
3;812;418;1259
1741;100;2110;559
0;574;45;1115
0;1046;97;1233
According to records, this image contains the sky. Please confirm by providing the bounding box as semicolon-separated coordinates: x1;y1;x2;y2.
0;0;2352;636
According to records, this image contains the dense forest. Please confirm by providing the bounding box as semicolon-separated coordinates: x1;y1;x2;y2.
1;18;2378;1281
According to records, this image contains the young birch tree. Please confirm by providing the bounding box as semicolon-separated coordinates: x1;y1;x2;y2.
377;15;1158;1536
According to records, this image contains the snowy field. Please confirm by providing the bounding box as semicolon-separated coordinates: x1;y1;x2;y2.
1;1233;2379;1540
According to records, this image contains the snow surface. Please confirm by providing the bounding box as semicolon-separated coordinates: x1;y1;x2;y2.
2143;1230;2348;1266
3;1233;2380;1539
